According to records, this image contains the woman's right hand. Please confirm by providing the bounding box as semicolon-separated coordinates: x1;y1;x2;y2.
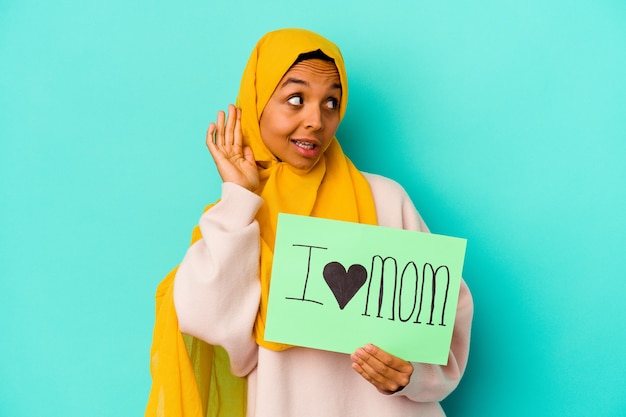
206;104;259;192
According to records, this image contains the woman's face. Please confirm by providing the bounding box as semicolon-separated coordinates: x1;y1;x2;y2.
259;59;342;171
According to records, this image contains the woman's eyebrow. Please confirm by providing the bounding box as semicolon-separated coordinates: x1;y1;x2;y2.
281;77;307;87
280;78;342;91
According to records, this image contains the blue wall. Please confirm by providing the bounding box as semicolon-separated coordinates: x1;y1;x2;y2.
1;1;624;416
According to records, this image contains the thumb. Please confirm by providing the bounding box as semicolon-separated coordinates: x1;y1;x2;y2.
242;146;255;165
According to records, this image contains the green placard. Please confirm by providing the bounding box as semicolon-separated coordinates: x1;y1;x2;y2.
265;214;467;365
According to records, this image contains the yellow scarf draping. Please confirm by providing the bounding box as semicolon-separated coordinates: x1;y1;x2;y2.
145;223;247;417
145;28;377;417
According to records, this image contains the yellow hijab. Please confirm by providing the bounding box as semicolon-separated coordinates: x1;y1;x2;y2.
145;28;377;417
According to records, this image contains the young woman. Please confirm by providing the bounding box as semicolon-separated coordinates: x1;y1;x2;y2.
146;28;473;417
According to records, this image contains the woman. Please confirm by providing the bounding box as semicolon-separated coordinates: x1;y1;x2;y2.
146;28;473;417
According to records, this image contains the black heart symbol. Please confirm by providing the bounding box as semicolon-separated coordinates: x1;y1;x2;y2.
323;261;367;310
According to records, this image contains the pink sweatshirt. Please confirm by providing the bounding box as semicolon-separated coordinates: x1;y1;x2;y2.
174;173;473;417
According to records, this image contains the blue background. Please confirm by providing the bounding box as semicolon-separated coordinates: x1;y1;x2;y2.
1;1;624;416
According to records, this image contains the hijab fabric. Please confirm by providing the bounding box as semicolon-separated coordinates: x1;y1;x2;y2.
145;28;377;417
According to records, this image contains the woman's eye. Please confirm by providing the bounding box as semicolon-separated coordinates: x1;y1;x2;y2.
287;96;303;105
326;98;339;109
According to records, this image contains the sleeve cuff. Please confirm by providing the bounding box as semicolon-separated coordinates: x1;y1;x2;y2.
200;182;264;230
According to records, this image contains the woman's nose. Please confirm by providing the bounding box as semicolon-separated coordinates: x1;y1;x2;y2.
304;104;323;130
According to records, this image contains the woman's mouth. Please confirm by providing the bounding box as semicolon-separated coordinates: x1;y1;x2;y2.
292;139;317;150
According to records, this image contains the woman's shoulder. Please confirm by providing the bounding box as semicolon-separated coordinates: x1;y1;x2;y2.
361;172;428;232
361;172;410;200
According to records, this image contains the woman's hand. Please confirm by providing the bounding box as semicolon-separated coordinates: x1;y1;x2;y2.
206;104;259;192
351;344;414;395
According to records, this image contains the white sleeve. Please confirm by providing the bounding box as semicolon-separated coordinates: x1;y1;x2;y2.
173;182;264;377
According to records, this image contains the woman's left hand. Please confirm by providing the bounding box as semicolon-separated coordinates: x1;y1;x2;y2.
351;344;413;395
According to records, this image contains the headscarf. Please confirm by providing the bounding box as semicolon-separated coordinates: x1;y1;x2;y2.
145;28;377;417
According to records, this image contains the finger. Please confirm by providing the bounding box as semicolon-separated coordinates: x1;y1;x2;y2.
242;145;255;165
351;346;411;393
206;123;224;164
233;107;243;148
215;110;226;147
365;344;412;374
351;356;397;394
206;123;216;149
353;348;395;380
225;104;236;146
